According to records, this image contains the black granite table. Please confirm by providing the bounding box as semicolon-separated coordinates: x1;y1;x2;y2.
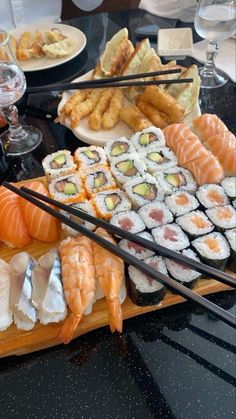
0;9;236;419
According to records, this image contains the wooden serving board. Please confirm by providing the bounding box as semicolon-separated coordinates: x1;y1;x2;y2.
0;178;234;358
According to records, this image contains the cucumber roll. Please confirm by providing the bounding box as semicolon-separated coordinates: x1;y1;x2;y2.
131;126;165;151
74;146;107;169
141;146;177;174
196;184;229;209
224;228;236;272
119;231;155;260
110;211;145;234
221;177;236;200
125;174;164;208
156;167;197;195
176;210;214;239
206;205;236;232
92;188;131;220
165;248;202;289
42;150;77;181
104;137;136;161
61;201;97;236
83;166;117;198
165;191;199;216
192;232;230;271
128;255;167;306
49;174;86;204
138;201;173;229
152;223;190;251
110;154;146;185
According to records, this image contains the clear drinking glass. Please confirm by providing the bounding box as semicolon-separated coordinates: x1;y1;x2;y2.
0;29;42;155
194;0;236;88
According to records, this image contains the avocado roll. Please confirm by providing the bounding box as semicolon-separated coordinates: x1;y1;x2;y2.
165;191;199;217
110;210;145;234
176;210;214;239
74;146;107;169
42;150;77;181
119;231;155;260
110;153;146;185
61;200;97;236
221;177;236;200
224;228;236;272
131;126;165;151
141;146;177;175
165;248;201;289
192;232;230;270
206;205;236;231
104;137;136;161
156;167;197;195
127;255;167;306
138;200;173;229
196;184;229;209
92;188;131;220
83;166;117;198
152;223;190;251
49;174;86;204
125;174;164;208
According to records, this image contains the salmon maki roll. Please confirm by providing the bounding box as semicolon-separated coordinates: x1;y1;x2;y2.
0;185;31;248
203;132;236;176
192;114;228;141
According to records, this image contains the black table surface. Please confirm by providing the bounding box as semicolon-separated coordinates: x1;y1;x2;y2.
0;9;236;419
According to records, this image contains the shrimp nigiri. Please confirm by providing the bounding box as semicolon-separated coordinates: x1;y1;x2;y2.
93;228;125;333
58;237;96;344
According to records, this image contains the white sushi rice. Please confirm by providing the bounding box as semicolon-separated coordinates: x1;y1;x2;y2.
152;223;190;251
156;167;197;195
128;255;167;292
206;205;236;230
176;210;214;236
110;153;147;185
192;232;230;260
125;173;164;208
83;166;116;197
74;145;107;169
42;150;77;181
165;191;199;216
140;146;177;174
138;200;173;229
221;177;236;198
104;137;136;161
165;249;201;282
225;228;236;251
61;201;97;236
119;231;155;260
131;126;166;151
110;210;145;234
196;184;229;209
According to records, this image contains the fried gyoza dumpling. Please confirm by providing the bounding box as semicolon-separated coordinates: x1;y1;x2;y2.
42;38;76;58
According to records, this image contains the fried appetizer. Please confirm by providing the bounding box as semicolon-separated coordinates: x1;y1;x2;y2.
16;31;33;61
136;99;169;129
42;28;66;44
89;88;115;131
30;31;44;58
140;85;185;123
70;89;105;128
120;104;152;132
102;88;124;129
42;38;76;58
61;90;89;116
0;34;17;60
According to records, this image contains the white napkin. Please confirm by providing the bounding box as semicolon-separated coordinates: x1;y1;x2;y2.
192;38;236;83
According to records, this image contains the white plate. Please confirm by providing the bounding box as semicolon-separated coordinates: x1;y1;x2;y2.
11;23;87;72
58;70;201;146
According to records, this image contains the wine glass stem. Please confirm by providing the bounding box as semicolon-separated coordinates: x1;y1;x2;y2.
203;40;219;77
0;104;26;142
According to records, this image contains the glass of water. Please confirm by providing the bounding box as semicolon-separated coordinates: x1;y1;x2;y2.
0;29;42;156
194;0;236;88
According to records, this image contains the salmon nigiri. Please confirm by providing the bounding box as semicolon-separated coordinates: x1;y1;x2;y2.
0;185;31;248
188;153;224;185
203;132;236;176
192;114;228;141
20;180;60;242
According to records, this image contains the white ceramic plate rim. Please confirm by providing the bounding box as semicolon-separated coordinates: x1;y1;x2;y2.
11;23;87;72
57;70;201;146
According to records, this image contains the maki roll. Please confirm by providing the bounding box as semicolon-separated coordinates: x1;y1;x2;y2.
221;177;236;200
176;210;214;239
131;126;165;151
156;167;197;195
233;200;236;209
192;232;230;270
224;228;236;272
141;146;177;174
165;191;199;216
42;150;77;181
83;166;117;198
92;188;131;220
128;255;167;306
110;211;145;234
104;137;136;161
49;174;86;204
74;146;107;169
196;184;229;209
138;200;173;229
165;248;201;289
60;201;97;236
152;223;190;251
119;231;155;260
110;154;146;185
206;205;236;231
125;174;164;208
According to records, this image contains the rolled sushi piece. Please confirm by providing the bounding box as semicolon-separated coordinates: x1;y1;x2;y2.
141;146;177;174
138;200;173;229
49;173;86;204
206;205;236;231
165;191;199;217
196;184;229;209
152;223;190;251
128;255;167;306
110;153;146;185
165;248;201;289
221;177;236;200
74;145;107;169
60;200;97;236
192;231;230;270
83;166;117;198
0;259;12;331
119;231;155;260
233;199;236;209
131;126;166;151
42;150;77;181
104;137;136;161
224;228;236;272
156;167;197;196
110;210;145;234
92;188;131;220
176;210;214;239
125;173;164;208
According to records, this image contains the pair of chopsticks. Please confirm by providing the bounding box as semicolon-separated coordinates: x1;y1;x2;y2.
3;181;236;330
26;69;193;94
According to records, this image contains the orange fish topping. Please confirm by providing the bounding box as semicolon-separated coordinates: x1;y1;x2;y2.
205;238;220;252
175;194;189;206
207;190;225;205
191;215;209;229
217;207;232;220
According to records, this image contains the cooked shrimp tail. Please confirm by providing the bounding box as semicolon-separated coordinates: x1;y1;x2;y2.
59;313;82;344
107;297;122;333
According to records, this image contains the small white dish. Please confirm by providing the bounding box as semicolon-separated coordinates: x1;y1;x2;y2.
157;28;193;59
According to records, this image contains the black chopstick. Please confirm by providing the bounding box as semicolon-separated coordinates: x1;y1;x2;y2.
3;182;236;330
19;185;236;290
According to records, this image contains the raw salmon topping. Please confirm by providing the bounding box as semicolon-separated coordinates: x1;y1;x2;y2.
191;215;209;229
205;238;220;252
175;194;189;206
207;190;225;205
217;207;232;220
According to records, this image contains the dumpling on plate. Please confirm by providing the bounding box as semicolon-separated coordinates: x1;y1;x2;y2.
42;38;76;58
42;28;66;44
